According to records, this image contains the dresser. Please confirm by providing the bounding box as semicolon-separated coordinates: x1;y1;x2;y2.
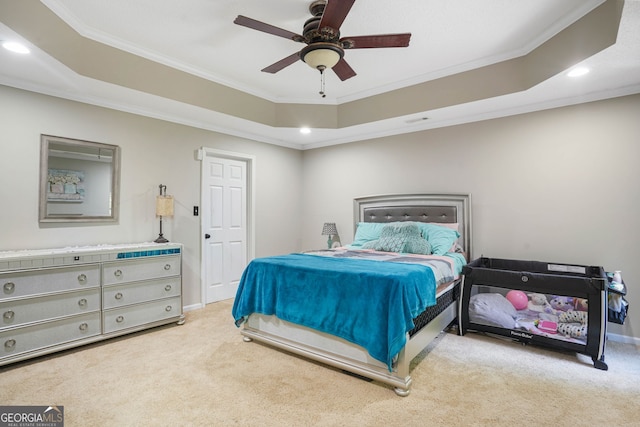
0;243;184;366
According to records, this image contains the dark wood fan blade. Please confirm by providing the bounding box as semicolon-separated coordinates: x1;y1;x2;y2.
332;58;356;81
341;33;411;49
261;52;301;74
234;15;303;41
319;0;356;31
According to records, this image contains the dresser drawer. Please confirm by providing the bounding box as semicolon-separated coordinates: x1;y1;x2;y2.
103;277;181;309
1;313;101;359
1;265;100;300
102;255;180;285
1;289;100;330
103;296;182;334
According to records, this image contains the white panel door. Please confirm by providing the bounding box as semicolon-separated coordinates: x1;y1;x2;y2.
203;156;247;303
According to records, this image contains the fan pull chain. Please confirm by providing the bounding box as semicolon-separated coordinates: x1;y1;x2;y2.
318;65;327;98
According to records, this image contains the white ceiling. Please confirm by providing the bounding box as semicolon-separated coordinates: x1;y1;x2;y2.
1;0;639;149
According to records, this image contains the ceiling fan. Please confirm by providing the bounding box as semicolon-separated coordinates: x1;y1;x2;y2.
234;0;411;92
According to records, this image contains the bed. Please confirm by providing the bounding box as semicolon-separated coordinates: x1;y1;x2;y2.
232;193;472;396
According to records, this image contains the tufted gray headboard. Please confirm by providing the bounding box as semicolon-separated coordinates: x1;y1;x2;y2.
353;193;472;259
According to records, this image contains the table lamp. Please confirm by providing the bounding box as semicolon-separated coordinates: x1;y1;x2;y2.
321;222;338;249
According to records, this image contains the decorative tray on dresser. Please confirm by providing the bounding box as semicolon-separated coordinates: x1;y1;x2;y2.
0;242;184;366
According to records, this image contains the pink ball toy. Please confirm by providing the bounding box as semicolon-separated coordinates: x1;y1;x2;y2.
506;290;528;310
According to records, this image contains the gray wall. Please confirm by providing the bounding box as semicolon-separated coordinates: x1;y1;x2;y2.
301;94;640;342
0;85;303;309
1;83;637;343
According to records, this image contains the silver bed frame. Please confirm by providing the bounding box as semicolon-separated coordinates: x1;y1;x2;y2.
239;193;472;396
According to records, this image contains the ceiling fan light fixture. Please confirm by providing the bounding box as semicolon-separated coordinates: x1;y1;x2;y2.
301;43;343;71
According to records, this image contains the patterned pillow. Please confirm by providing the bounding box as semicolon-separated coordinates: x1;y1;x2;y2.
404;235;431;255
375;223;410;252
367;222;431;254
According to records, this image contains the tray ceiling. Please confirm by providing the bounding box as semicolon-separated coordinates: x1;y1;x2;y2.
0;0;638;149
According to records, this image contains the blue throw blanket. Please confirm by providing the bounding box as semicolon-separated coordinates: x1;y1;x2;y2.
232;253;438;370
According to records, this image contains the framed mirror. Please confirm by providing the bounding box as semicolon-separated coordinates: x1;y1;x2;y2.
39;134;121;223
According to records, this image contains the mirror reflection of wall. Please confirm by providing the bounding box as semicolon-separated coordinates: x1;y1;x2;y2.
46;143;113;216
39;135;120;223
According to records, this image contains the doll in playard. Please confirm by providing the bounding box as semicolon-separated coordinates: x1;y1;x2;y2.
518;292;588;343
468;290;589;344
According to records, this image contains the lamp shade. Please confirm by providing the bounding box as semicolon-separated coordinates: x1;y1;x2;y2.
156;195;174;217
321;222;338;236
303;48;341;69
301;43;343;70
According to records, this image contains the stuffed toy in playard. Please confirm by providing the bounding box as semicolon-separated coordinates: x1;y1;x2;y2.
557;310;588;338
527;293;552;313
574;298;588;312
550;295;574;312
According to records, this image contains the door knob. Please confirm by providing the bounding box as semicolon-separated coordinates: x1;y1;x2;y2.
205;234;211;239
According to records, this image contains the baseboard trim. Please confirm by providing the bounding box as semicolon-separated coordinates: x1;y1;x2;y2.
607;332;639;345
184;303;204;312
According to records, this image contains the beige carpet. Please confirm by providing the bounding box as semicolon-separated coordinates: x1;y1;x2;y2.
1;299;639;426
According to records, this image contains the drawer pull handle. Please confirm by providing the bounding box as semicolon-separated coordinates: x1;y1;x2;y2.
79;323;89;331
3;282;15;293
164;285;172;292
165;305;173;312
77;274;87;284
116;315;124;323
115;292;123;300
114;269;123;278
3;310;14;320
78;298;87;307
4;339;16;350
164;264;171;271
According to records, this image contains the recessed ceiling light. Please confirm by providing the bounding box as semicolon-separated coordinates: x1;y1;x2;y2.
567;67;589;77
300;127;311;134
2;41;30;54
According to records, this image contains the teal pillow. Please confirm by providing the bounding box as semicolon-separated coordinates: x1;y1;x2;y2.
361;240;378;250
417;223;460;255
350;222;387;247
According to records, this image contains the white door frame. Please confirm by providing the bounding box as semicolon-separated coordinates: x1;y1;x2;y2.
198;147;256;307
